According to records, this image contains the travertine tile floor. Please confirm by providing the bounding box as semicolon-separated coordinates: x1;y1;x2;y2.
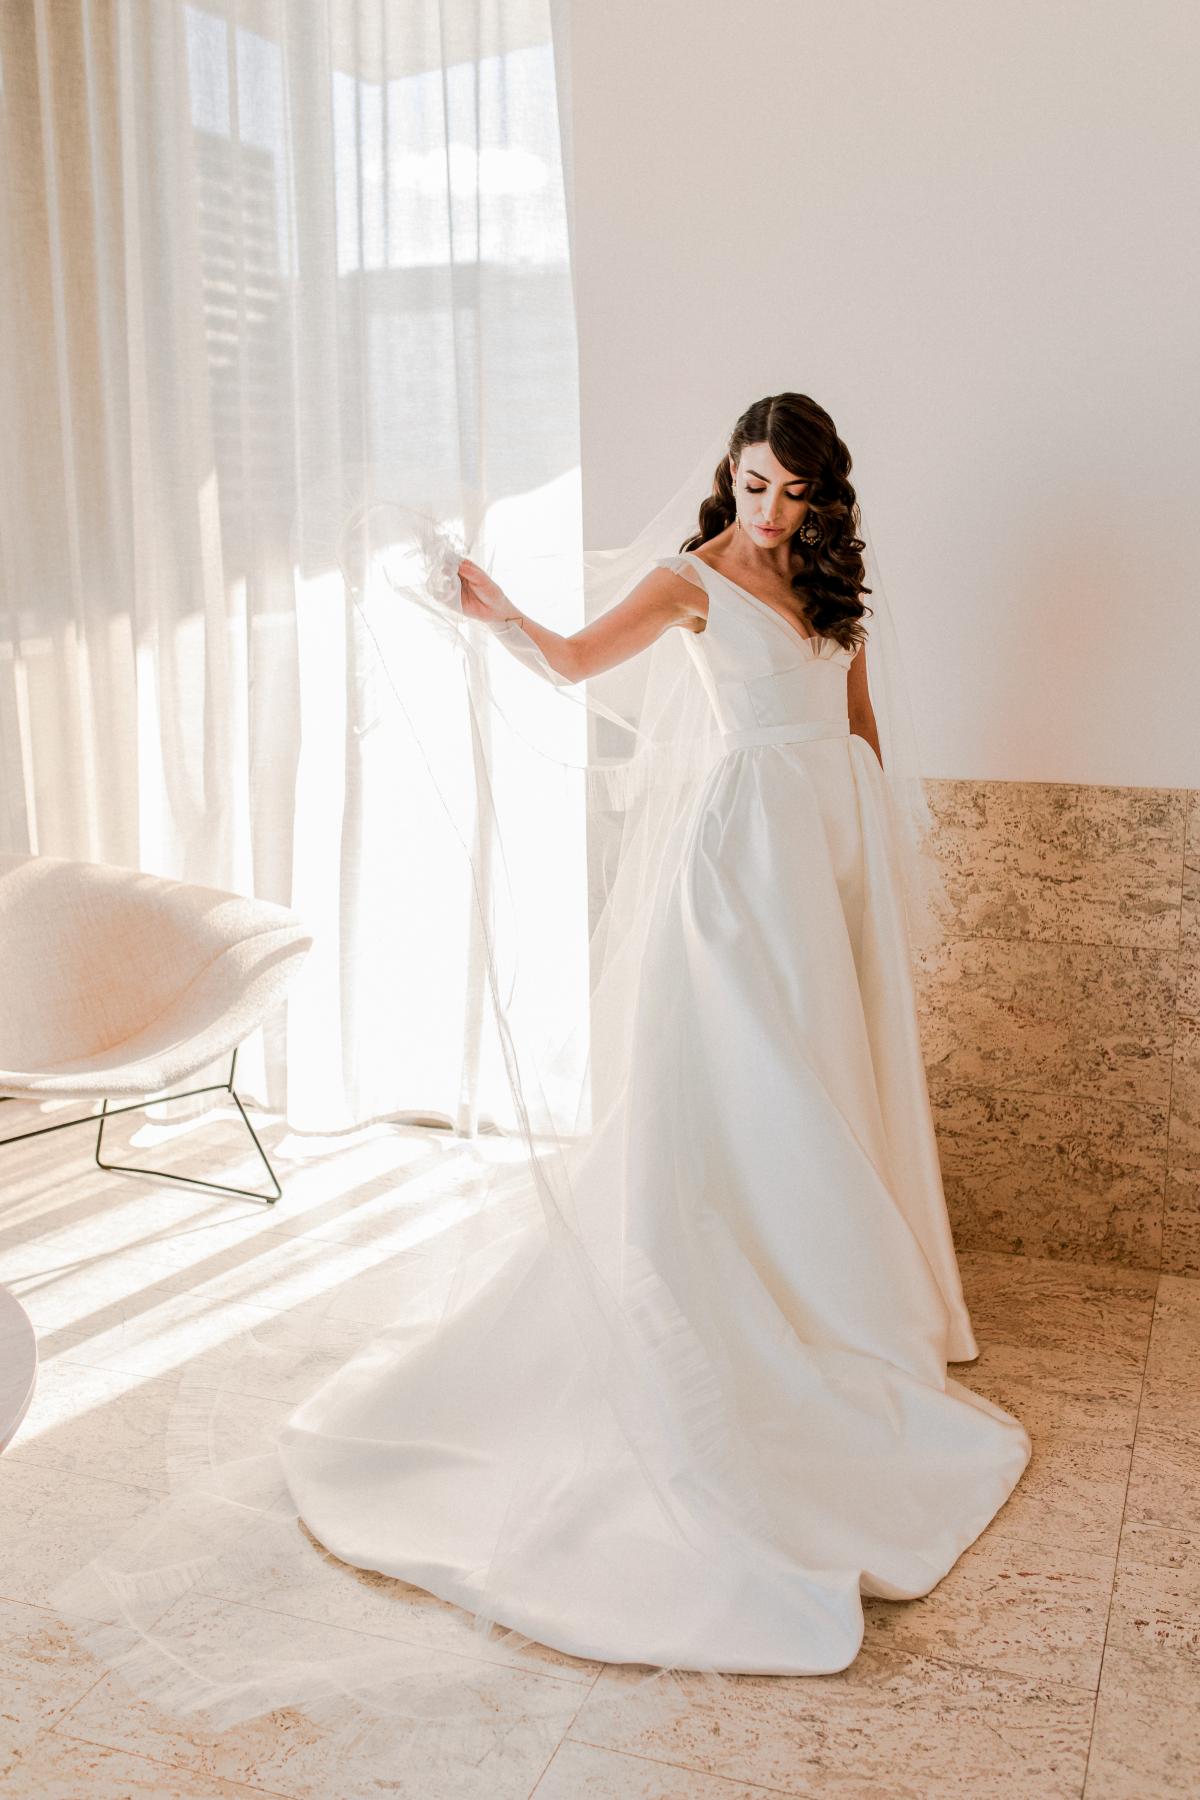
0;1095;1197;1799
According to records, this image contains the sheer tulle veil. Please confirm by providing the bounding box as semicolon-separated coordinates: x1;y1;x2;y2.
47;406;952;1771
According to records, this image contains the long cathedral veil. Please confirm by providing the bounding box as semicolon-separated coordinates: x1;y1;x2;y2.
46;411;952;1775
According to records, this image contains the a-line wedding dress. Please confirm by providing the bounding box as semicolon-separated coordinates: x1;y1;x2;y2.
273;543;1033;1675
49;460;1033;1742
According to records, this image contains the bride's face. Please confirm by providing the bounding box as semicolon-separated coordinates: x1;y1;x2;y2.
730;442;811;545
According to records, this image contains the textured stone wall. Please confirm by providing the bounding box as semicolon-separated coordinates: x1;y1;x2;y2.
918;783;1198;1274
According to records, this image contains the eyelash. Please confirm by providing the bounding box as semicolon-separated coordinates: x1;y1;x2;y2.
745;484;804;499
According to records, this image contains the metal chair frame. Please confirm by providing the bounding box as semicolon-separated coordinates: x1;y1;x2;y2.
0;1048;280;1205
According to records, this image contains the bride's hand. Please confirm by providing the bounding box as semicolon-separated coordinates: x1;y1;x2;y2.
457;557;518;627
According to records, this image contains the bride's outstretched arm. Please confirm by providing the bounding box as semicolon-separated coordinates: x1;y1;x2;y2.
848;645;883;766
456;559;702;683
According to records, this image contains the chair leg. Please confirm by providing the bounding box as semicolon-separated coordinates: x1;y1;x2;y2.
94;1051;281;1205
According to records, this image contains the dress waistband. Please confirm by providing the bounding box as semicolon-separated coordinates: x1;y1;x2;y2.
720;718;850;750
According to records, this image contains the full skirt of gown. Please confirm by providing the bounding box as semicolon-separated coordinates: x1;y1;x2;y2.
276;551;1032;1675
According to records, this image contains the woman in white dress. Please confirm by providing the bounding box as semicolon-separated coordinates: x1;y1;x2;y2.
274;392;1033;1673
50;394;1032;1745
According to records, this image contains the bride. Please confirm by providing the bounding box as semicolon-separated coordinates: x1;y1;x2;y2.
273;391;1033;1671
50;392;1032;1743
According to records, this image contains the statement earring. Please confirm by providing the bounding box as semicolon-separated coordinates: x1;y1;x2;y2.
798;513;821;545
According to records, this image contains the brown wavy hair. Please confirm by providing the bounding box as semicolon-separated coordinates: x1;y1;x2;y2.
680;392;873;651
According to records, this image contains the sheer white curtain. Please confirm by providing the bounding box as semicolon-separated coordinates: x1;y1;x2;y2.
0;0;586;1131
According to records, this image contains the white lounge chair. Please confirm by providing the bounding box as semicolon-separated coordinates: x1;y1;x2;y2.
0;853;312;1203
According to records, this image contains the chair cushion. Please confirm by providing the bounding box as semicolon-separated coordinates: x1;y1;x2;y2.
0;854;311;1095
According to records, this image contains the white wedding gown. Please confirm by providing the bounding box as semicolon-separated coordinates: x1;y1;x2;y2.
276;549;1032;1675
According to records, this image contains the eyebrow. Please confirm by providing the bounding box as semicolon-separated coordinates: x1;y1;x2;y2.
746;466;808;488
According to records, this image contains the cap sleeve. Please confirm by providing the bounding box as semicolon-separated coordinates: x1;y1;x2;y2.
653;554;706;592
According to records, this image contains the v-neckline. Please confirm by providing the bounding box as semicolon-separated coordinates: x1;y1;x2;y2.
683;550;821;650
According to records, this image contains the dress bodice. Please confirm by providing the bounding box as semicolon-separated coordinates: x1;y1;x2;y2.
654;550;856;739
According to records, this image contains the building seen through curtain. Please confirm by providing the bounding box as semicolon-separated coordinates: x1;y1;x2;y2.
0;0;586;1132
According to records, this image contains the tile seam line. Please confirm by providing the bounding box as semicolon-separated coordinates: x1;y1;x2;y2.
1077;1275;1157;1797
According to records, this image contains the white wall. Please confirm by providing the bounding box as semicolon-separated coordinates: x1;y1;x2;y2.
566;0;1198;785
